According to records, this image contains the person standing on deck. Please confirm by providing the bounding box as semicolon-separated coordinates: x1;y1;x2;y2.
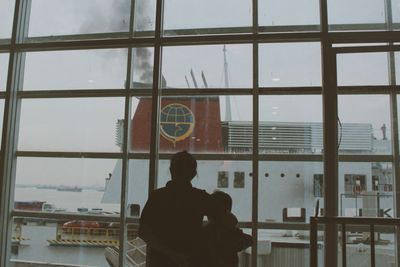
139;151;219;267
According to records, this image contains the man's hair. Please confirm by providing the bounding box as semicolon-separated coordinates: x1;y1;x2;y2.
170;151;197;182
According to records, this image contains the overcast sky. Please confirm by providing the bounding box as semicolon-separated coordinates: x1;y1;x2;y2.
0;0;399;187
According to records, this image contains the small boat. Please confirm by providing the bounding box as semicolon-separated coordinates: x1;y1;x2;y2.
56;186;82;192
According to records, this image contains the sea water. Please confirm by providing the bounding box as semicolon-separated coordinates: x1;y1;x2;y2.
14;187;120;213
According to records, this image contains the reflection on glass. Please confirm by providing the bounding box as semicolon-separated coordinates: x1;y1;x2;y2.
339;162;393;218
259;43;322;87
28;0;130;37
131;47;154;89
259;162;323;223
23;49;127;90
338;95;391;154
157;96;252;153
0;0;14;39
11;217;120;266
0;53;9;91
259;95;322;154
337;53;389;86
162;45;252;88
258;0;320;28
15;157;120;213
18;98;125;152
163;0;252;35
328;0;385;29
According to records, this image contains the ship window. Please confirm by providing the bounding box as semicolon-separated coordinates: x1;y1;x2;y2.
234;172;245;188
344;174;366;194
217;171;229;188
313;174;324;197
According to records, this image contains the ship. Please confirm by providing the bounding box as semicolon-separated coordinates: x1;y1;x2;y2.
56;186;83;192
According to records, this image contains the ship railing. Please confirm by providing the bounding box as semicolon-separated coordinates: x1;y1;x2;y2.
58;226;138;241
310;216;400;267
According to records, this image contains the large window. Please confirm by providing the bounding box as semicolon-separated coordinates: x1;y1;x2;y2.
0;1;400;267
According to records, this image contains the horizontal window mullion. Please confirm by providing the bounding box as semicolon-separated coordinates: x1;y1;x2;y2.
18;89;153;99
0;43;11;52
259;87;322;95
259;154;323;161
160;88;253;96
338;86;393;94
11;210;120;223
16;151;122;159
338;154;392;162
333;44;400;54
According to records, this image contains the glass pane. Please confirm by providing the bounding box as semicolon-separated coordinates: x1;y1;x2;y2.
162;44;252;89
133;0;156;36
102;159;149;217
258;0;320;30
163;0;252;36
257;228;322;266
338;95;391;154
328;0;386;31
259;161;323;223
339;162;393;218
15;157;120;213
393;0;400;25
158;96;252;152
18;98;125;152
259;95;322;154
337;52;389;86
28;0;130;37
11;217;120;266
131;47;154;89
130;97;152;152
0;0;14;39
259;43;322;87
23;49;127;90
0;53;9;91
340;224;395;267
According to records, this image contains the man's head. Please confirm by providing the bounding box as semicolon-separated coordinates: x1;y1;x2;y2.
170;151;197;183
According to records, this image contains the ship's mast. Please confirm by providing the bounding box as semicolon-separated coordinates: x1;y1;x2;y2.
223;45;232;121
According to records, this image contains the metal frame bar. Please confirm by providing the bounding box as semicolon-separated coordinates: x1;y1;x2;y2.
251;0;259;264
341;223;347;267
117;1;136;265
0;0;31;266
320;0;339;266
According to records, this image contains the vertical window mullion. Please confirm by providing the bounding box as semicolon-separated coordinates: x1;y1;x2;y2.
384;0;400;265
0;0;29;266
251;0;259;265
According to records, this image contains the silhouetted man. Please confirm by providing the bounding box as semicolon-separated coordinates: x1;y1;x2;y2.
139;151;216;267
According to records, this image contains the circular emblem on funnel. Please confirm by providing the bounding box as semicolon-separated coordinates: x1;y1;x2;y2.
160;103;195;144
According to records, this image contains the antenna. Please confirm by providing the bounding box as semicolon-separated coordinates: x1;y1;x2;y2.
190;69;198;88
223;45;232;121
201;71;209;88
185;75;191;88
